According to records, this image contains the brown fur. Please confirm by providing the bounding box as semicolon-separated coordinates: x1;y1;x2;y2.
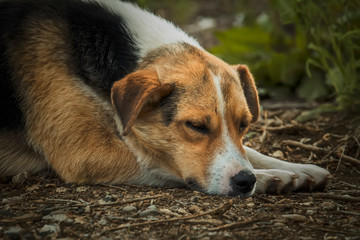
3;18;140;183
1;17;258;189
110;44;258;188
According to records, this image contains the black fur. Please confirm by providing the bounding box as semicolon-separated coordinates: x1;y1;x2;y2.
0;0;140;129
159;87;180;126
0;1;36;129
66;1;140;92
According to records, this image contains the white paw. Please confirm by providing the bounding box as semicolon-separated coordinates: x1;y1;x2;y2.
255;164;330;194
285;163;330;192
255;169;298;194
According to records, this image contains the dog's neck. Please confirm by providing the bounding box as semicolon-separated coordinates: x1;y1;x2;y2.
94;0;202;58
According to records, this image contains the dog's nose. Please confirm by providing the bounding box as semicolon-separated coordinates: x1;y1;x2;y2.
230;170;256;198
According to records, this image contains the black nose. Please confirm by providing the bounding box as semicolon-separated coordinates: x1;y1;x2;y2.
230;170;256;198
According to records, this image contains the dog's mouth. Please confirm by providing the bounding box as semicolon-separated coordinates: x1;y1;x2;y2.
185;178;203;192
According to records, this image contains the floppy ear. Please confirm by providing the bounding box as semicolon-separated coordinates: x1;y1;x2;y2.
111;69;173;136
234;65;260;123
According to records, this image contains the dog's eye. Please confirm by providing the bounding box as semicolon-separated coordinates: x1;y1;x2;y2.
185;121;209;134
239;123;248;133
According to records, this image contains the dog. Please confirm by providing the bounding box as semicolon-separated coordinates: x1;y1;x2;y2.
0;0;330;198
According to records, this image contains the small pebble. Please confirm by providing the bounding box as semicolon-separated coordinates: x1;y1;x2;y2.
4;226;24;239
98;218;107;226
122;205;137;212
55;187;67;193
272;150;284;158
321;201;336;210
274;222;285;227
98;199;107;205
43;214;72;223
306;210;316;216
76;186;88;192
139;209;161;217
147;205;157;211
39;224;60;236
26;185;39;192
247;202;255;207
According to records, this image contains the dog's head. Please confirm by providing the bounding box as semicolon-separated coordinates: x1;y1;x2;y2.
111;43;259;198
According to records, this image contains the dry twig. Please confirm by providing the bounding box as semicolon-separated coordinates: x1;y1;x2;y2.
90;194;168;208
338;181;360;189
107;200;233;231
207;217;272;231
302;225;360;235
311;193;360;202
283;140;360;165
266;125;319;133
98;184;127;191
0;213;42;224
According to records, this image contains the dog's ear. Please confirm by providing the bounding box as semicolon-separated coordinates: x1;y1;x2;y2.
111;69;173;136
234;65;259;123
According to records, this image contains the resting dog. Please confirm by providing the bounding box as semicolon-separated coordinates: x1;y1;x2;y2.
0;0;330;197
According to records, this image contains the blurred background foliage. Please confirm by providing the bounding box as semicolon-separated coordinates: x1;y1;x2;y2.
133;0;360;112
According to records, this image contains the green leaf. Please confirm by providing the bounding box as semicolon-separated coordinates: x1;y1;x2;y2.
306;58;323;77
297;76;330;101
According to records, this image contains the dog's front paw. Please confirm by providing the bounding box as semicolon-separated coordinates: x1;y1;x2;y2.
255;169;298;194
255;164;330;194
287;163;330;192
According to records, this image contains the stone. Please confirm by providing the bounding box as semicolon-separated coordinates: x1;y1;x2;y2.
147;205;157;211
321;201;336;210
4;226;24;239
139;206;162;217
122;205;137;212
272;150;284;158
39;224;60;238
98;218;107;226
76;186;88;192
43;214;66;222
55;187;67;193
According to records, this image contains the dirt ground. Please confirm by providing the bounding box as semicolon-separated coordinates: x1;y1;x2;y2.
1;103;359;240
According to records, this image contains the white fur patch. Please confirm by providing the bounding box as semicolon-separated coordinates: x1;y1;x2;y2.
92;0;202;58
245;146;330;192
207;73;254;195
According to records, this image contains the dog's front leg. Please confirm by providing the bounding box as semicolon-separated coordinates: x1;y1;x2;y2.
244;146;330;194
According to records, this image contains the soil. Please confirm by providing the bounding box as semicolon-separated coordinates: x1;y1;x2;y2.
1;104;360;240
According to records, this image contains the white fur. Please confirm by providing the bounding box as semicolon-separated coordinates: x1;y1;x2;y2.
245;146;330;193
254;169;298;194
207;73;255;195
92;0;202;58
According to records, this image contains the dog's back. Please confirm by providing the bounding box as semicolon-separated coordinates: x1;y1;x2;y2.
0;0;142;178
0;0;200;181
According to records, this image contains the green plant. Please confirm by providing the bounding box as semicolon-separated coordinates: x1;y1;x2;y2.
276;0;360;112
211;0;360;112
210;12;324;99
